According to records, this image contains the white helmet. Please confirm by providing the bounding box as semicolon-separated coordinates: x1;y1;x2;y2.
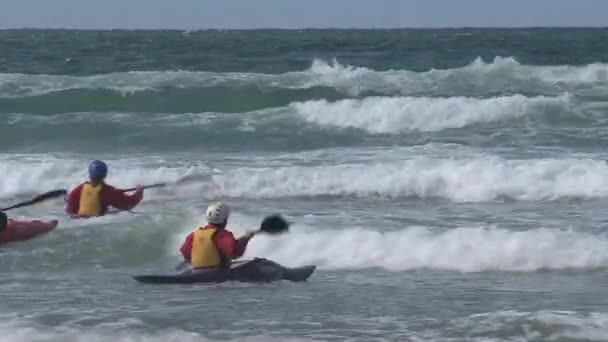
206;202;230;225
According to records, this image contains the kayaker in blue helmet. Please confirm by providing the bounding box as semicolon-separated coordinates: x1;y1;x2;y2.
65;160;144;218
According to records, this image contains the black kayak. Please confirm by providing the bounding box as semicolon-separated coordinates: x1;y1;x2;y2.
132;258;316;284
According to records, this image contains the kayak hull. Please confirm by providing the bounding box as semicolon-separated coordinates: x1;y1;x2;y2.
133;258;316;284
0;219;58;245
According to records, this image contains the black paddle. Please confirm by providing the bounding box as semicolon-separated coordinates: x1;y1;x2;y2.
121;183;167;192
0;189;67;212
120;175;204;193
0;212;7;231
0;175;204;219
0;181;175;215
175;214;290;270
258;214;290;235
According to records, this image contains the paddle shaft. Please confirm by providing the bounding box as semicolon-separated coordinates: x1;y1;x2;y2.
121;175;202;192
0;189;67;212
121;183;167;192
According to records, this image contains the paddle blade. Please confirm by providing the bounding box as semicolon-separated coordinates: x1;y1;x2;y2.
260;214;289;234
0;212;7;231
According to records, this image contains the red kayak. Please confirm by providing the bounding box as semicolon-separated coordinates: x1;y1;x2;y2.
0;219;58;244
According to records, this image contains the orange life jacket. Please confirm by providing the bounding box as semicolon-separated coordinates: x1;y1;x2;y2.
78;182;103;217
191;227;222;268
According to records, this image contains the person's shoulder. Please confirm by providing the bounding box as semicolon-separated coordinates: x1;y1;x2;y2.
218;229;236;238
70;182;86;192
100;181;114;188
100;182;118;192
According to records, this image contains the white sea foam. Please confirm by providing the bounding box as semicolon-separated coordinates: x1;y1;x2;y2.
291;94;570;133
244;224;608;273
206;157;608;202
0;57;606;98
0;154;204;200
1;154;607;203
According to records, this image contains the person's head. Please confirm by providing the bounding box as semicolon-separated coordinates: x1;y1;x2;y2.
88;160;108;183
206;201;230;228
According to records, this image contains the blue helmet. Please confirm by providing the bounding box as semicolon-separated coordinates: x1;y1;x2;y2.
88;160;108;181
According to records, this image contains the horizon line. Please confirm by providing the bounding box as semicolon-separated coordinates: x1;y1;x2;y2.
2;25;608;31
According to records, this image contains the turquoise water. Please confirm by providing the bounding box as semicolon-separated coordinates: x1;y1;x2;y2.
1;28;608;341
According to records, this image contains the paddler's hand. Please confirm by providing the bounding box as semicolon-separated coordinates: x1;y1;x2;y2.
135;184;144;193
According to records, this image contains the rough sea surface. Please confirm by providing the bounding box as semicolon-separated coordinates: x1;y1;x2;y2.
2;28;608;341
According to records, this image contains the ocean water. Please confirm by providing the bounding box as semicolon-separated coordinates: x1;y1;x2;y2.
1;28;608;341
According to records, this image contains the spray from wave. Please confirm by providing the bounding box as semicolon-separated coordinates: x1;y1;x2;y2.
433;310;608;341
205;157;608;202
1;93;577;137
246;225;608;273
1;57;605;99
291;94;571;133
0;323;301;342
2;310;607;342
1;154;607;203
0;155;206;200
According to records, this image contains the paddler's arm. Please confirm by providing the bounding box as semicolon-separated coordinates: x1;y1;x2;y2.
65;184;84;216
179;232;194;262
104;185;144;211
216;231;254;260
233;235;253;259
235;231;257;256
